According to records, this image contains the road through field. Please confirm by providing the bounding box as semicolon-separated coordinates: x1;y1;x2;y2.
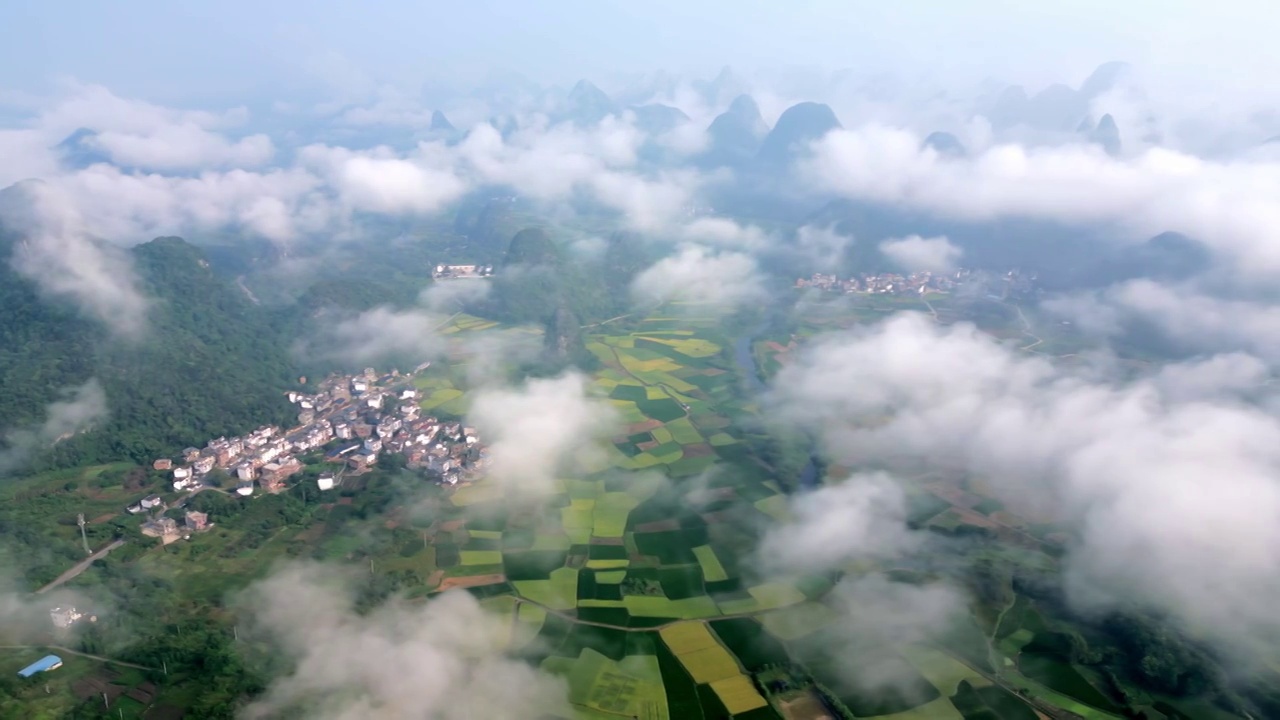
36;539;125;594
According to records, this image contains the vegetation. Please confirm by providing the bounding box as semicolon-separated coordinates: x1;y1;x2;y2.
0;236;299;469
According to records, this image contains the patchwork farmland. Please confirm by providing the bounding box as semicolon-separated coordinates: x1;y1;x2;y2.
381;309;1137;719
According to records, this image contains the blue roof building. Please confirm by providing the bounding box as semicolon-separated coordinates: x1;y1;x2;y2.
17;655;62;678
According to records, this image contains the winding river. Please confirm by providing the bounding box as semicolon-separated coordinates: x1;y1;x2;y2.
732;330;820;490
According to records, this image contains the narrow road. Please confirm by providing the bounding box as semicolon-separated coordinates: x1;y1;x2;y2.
236;276;260;305
36;540;125;594
0;644;156;671
508;593;801;633
1013;304;1043;352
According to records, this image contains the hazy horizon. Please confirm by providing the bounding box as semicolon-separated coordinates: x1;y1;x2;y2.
3;1;1278;105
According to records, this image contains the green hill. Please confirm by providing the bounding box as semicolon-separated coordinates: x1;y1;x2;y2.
0;232;298;469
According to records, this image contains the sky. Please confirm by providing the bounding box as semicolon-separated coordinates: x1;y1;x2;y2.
4;0;1280;105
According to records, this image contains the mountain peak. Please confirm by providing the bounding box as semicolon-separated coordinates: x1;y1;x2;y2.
698;94;769;168
562;80;619;125
756;102;841;167
1080;113;1122;156
628;104;690;135
430;110;455;132
1079;61;1130;98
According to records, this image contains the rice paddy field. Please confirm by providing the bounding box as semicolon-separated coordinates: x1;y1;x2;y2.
388;308;1141;720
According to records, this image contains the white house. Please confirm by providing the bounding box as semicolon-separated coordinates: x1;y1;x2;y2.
317;473;336;491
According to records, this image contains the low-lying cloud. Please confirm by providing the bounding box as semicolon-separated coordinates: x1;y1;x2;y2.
769;312;1280;659
759;473;918;574
804;125;1280;282
631;244;766;311
0;181;149;337
239;563;568;720
879;234;962;273
465;373;618;495
1046;278;1280;363
1;379;108;475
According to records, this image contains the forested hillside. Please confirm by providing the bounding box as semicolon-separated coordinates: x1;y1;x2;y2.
0;234;300;468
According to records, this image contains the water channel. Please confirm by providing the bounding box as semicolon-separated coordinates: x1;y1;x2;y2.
732;329;820;490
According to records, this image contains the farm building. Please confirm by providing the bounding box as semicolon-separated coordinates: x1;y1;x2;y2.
17;655;62;678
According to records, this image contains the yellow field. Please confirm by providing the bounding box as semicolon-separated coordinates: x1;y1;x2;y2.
619;355;682;374
759;602;839;640
748;582;806;610
678;646;741;683
692;545;728;582
639;336;722;358
753;495;791;521
901;644;991;695
658;622;718;654
460;550;503;566
709;676;769;714
593;492;640;538
450;481;503;507
585;559;630;570
512;567;578;611
625;595;719;618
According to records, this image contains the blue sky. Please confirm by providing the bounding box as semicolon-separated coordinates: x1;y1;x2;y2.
5;0;1278;104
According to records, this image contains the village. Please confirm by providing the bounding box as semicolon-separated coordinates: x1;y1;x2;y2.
130;365;486;543
431;263;495;279
794;267;1037;299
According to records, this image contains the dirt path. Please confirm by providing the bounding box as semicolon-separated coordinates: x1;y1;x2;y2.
36;540;125;594
0;644;156;671
236;276;260;305
1013;304;1044;352
509;594;795;633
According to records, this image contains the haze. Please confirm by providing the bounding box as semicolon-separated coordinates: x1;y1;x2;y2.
3;0;1280;103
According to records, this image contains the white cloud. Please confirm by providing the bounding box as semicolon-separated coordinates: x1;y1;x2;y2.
631;244;765;310
300;144;468;215
1046;279;1280;363
45;163;329;244
793;224;852;271
1;379;108;474
87;124;274;170
769;312;1280;658
465;373;618;496
879;234;962;273
804;125;1280;281
759;472;919;574
678;217;770;251
311;306;452;367
239;563;569;720
1;181;149;337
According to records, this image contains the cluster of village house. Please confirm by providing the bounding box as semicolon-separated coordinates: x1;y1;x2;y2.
795;268;1037;299
130;365;485;541
431;263;494;279
795;269;968;294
